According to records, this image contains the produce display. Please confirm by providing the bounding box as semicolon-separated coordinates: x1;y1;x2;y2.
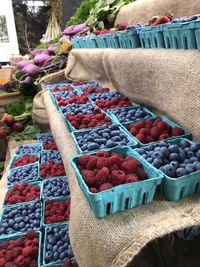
44;224;75;265
0;230;40;267
136;139;200;178
5;182;40;205
42;176;70;199
44;198;71;224
57;94;89;106
37;133;58;151
73;124;135;152
126;118;185;144
0;200;41;235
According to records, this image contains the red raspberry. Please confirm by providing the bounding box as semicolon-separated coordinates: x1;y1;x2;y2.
79;155;90;167
139;128;150;135
110;164;120;171
136;167;147;180
150;127;163;139
22;246;33;257
125;174;139;183
109;154;123;165
95;167;110;186
159;133;170;140
111;170;126;185
86;156;98;170
132;121;145;130
0;258;6;267
146;135;156;143
153;118;162;126
5;250;14;261
5;263;17;267
129;127;138;136
12;247;23;257
96;151;110;157
90;187;99;193
15;255;25;266
99;183;113;191
171;127;184;136
121;159;139;173
136;133;146;143
96;157;110;169
27;230;37;239
29;260;37;267
157;121;168;130
81;170;95;187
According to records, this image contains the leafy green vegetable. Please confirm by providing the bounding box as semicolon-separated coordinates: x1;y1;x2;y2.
5;96;33;122
15;70;23;80
10;124;40;141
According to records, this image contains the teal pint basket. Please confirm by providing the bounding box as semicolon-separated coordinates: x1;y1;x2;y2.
4;180;41;207
117;29;141;48
0;231;42;267
106;33;120;48
43;222;75;266
122;115;191;147
41;176;69;200
107;105;157;125
138;25;165;48
71;147;163;218
134;138;200;201
42;196;71;227
0;200;42;238
72;123;138;154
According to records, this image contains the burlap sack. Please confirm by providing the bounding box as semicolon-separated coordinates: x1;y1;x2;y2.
115;0;200;25
42;91;200;267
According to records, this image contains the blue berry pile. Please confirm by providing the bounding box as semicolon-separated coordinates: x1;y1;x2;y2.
8;164;39;186
37;133;53;142
60;103;100;116
74;124;135;152
44;224;74;264
172;14;200;23
89;92;123;101
41;151;62;163
43;177;70;198
0;200;41;235
74;82;102;91
136;139;200;178
16;144;41;155
110;106;154;123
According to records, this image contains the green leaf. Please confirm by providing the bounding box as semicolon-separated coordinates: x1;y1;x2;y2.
10;125;40;141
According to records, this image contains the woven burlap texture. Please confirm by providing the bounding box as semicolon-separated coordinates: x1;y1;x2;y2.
42;90;200;267
115;0;200;25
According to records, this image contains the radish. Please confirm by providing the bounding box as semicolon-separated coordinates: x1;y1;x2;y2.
48;44;56;55
11;122;24;133
0;127;7;139
22;76;33;84
3;114;15;126
17;60;32;70
33;54;52;66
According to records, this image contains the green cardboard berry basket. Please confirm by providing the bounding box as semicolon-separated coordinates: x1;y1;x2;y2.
117;29;141;48
41;176;69;200
7;162;40;188
71;147;163;218
107;105;157;125
0;230;42;267
134;138;200;201
42;196;71;227
43;222;76;267
122;115;191;147
72;124;138;154
15;143;42;156
0;200;42;238
9;153;41;171
4;180;42;207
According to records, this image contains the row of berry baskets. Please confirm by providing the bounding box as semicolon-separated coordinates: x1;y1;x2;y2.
0;133;77;267
72;18;200;50
46;80;200;218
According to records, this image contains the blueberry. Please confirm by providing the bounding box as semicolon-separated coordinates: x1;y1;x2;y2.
106;140;116;148
196;150;200;160
176;167;187;177
136;148;146;154
169;153;179;161
195;162;200;171
170;161;180;168
160;146;169;157
152;158;162;168
179;139;190;148
168;145;179;153
190;143;200;152
162;164;176;177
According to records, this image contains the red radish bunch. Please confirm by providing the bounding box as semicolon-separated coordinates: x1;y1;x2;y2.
0;114;24;141
77;151;147;193
12;155;38;168
5;182;40;205
128;118;184;144
66;113;112;130
45;199;70;224
40;160;65;178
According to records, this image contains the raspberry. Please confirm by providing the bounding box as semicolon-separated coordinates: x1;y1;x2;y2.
96;157;110;169
121;159;139;173
12;247;23;257
139;128;150;135
15;255;25;266
99;183;113;191
5;250;14;261
125;174;139;183
171;127;184;136
132;121;145;130
159;133;170;140
111;170;126;185
109;154;123;165
79;155;90;167
0;258;6;267
157;121;168;130
136;167;147;180
96;151;110;157
22;246;33;257
23;257;32;266
29;260;37;267
146;135;156;143
5;263;17;267
86;156;98;170
130;127;138;135
95;167;109;186
110;164;120;171
81;170;95;187
135;133;146;143
27;230;37;240
90;187;98;193
150;127;163;138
